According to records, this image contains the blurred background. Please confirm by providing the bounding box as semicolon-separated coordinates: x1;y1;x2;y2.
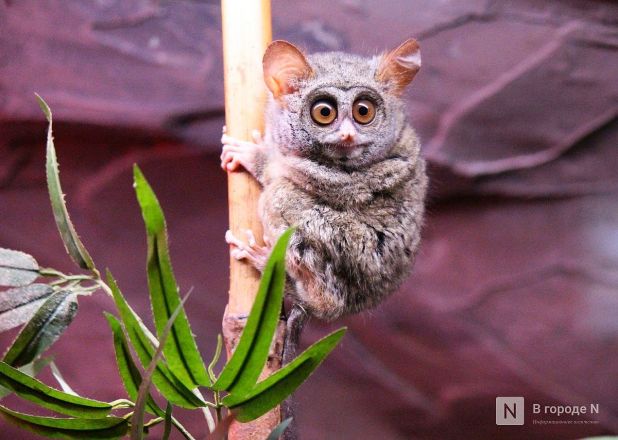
0;0;616;439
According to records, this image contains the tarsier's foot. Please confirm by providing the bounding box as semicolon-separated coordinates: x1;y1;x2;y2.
220;126;265;177
225;229;273;272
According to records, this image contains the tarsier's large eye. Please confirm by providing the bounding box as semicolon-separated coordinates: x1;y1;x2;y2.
352;99;376;124
310;99;337;125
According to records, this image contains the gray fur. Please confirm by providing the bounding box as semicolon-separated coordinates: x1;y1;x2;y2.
257;49;428;320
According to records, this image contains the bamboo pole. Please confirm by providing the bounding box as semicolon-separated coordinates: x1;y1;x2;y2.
221;1;283;439
222;0;270;312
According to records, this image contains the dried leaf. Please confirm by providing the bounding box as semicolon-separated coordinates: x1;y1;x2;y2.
0;284;54;332
0;248;39;287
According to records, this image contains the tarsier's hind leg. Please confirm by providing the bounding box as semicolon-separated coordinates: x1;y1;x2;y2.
281;303;309;440
282;303;309;365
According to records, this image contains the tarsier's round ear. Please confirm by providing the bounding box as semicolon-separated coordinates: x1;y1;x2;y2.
263;40;313;99
376;38;421;95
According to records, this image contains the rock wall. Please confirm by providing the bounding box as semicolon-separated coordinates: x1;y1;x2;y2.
1;1;616;438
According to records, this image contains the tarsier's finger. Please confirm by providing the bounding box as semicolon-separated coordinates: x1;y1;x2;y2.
225;230;246;249
221;134;232;145
220;151;234;170
221;153;241;171
231;248;250;261
227;157;241;170
222;125;227;134
221;134;244;146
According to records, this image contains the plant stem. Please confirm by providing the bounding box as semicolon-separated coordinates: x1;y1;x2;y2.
214;390;223;424
38;267;66;278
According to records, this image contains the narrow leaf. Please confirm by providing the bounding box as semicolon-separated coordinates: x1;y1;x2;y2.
0;405;128;439
105;313;163;417
267;417;293;440
37;94;95;270
133;165;210;387
213;228;294;393
0;248;39;287
106;313;195;440
224;328;346;422
106;271;206;409
132;294;189;440
0;283;54;332
0;361;112;418
3;290;78;367
0;357;52;399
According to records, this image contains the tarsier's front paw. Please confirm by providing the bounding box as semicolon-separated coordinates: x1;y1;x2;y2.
220;126;264;177
225;229;273;272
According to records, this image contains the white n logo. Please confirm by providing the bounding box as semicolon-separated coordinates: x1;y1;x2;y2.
496;397;524;425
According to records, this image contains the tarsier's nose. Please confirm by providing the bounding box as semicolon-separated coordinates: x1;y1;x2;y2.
338;118;357;143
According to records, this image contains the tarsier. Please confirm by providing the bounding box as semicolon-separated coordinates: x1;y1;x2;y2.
220;38;427;365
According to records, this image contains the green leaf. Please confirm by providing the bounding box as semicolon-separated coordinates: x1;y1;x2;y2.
3;290;78;367
0;361;112;418
132;293;189;440
0;405;128;439
0;284;54;332
133;165;210;388
213;228;294;393
0;357;52;399
105;313;163;417
106;313;196;440
266;417;292;440
106;271;206;409
224;327;346;422
0;248;39;287
37;94;95;271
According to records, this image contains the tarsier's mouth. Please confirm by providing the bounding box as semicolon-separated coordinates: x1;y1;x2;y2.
325;142;369;151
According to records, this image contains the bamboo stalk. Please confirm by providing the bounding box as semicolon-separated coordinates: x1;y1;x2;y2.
222;0;270;314
221;1;282;439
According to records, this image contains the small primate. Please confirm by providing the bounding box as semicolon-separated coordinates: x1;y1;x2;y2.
220;37;427;414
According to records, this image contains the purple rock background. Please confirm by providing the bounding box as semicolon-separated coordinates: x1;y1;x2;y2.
0;0;617;439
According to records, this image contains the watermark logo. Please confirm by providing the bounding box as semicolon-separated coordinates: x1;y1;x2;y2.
496;397;524;425
495;397;601;426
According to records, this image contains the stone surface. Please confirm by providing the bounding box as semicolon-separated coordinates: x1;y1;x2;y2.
1;0;617;439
